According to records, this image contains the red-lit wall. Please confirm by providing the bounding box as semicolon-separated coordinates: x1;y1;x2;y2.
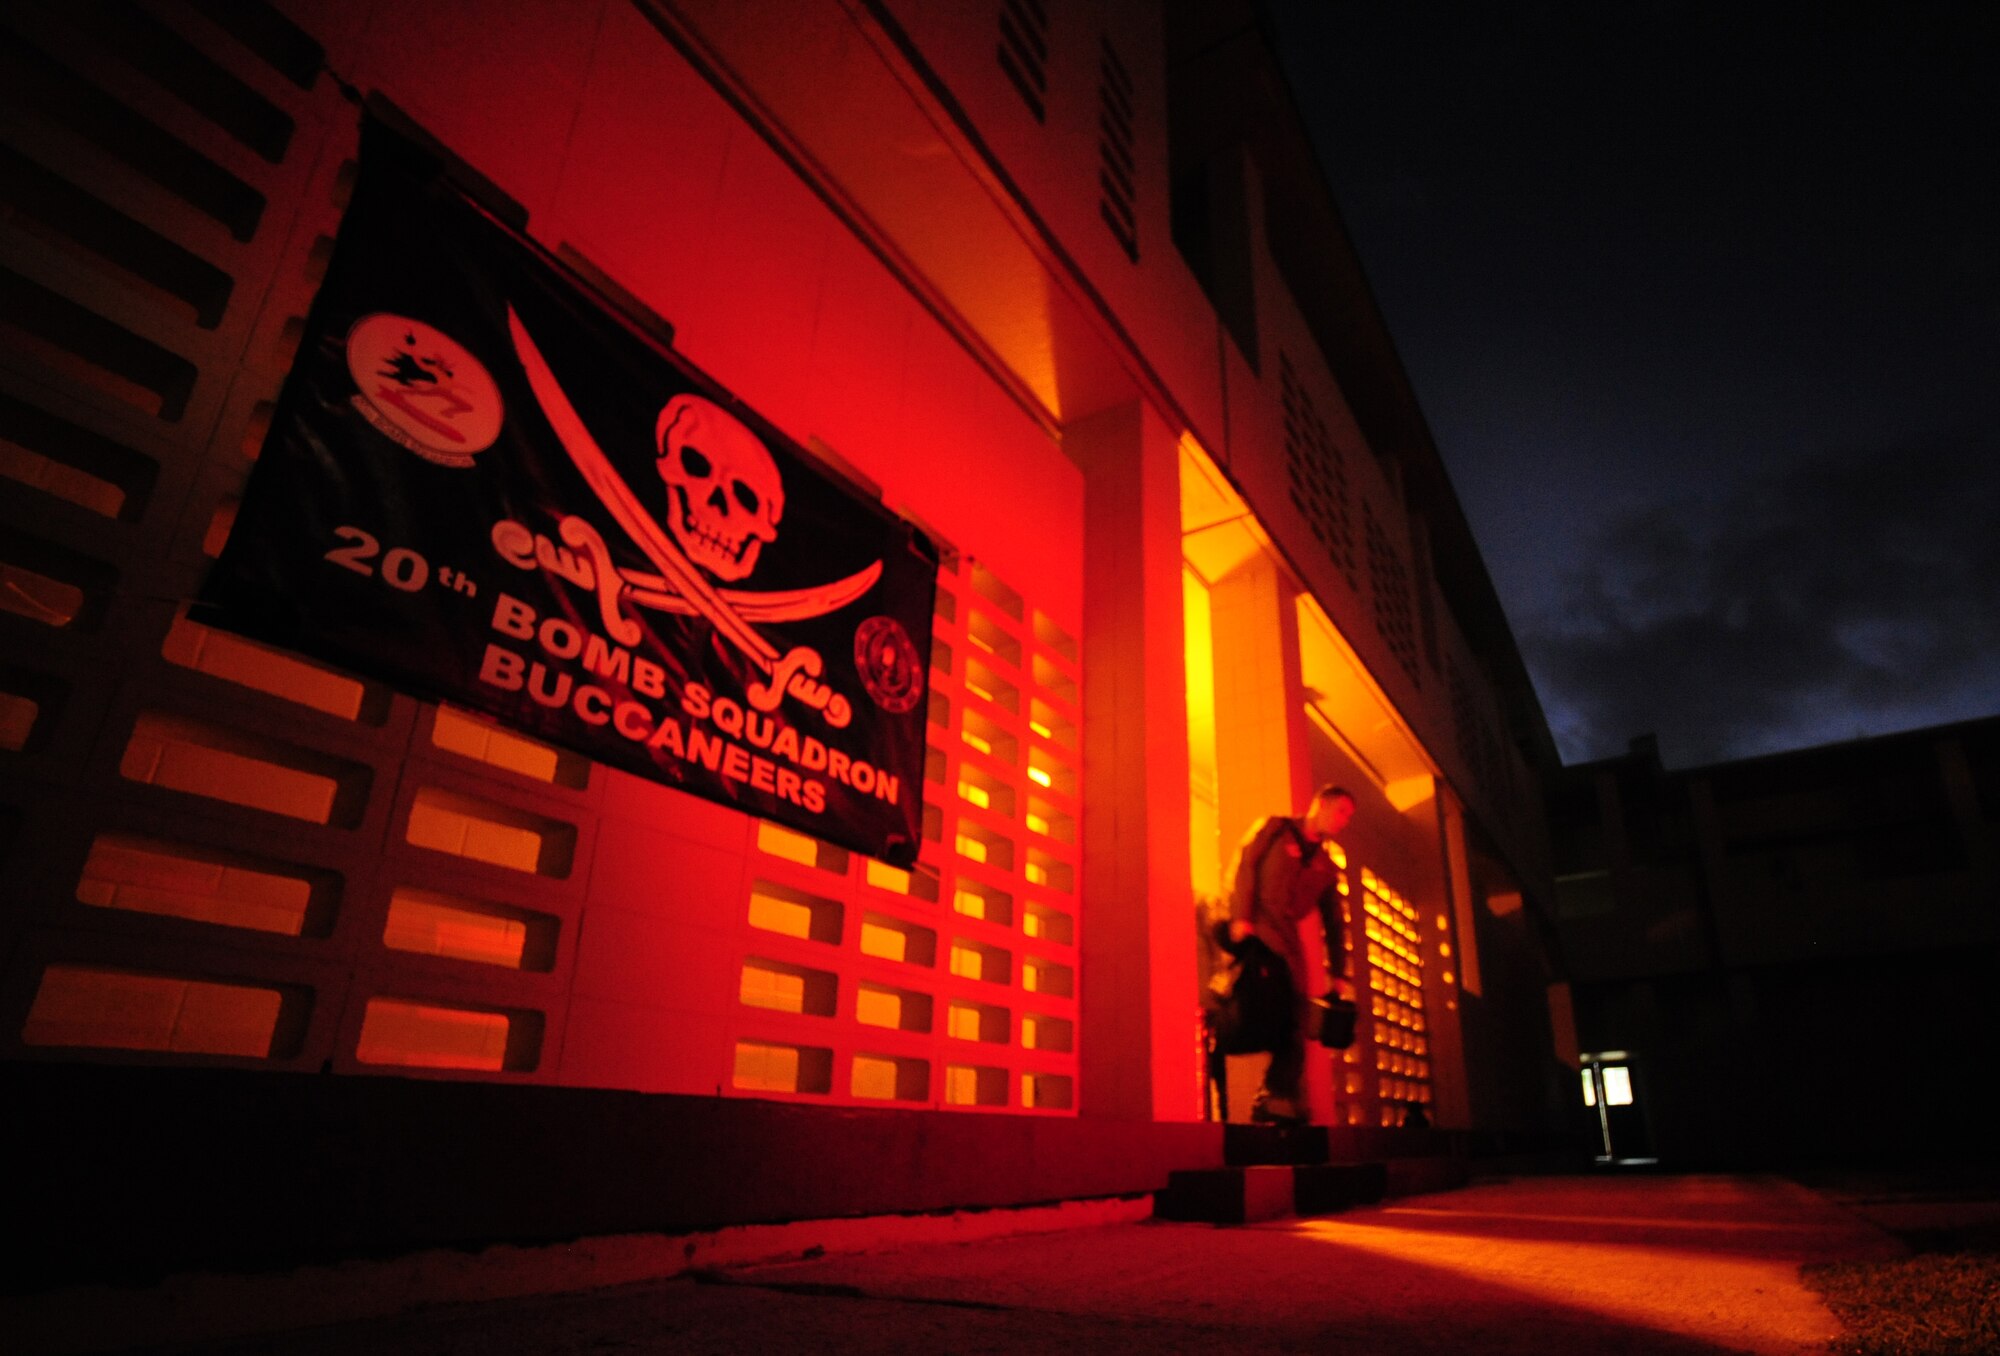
1;0;1087;1114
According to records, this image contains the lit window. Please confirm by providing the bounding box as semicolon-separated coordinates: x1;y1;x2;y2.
1603;1066;1634;1106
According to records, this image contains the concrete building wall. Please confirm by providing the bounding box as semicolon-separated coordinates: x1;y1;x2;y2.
1;0;1566;1149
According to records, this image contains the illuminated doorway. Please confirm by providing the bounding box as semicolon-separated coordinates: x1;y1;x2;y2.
1582;1051;1657;1164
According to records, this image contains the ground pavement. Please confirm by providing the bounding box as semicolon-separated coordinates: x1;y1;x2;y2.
24;1173;1908;1355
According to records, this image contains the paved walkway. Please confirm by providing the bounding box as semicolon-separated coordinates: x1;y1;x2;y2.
32;1174;1906;1354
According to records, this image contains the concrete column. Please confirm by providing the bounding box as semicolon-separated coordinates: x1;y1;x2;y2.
1209;553;1311;852
1428;783;1476;1129
1070;401;1198;1121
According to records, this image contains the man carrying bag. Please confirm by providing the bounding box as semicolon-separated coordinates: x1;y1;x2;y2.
1221;784;1360;1125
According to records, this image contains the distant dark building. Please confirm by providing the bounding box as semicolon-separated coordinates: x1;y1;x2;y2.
1547;718;2000;1167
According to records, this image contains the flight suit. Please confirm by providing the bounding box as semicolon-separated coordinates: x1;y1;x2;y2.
1225;814;1342;1117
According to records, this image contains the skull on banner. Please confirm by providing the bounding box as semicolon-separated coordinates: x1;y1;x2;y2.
654;394;783;581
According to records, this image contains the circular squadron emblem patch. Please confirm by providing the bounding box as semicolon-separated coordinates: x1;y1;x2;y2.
854;615;923;713
346;314;503;466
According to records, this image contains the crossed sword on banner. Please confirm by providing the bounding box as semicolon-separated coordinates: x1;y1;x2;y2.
507;308;866;728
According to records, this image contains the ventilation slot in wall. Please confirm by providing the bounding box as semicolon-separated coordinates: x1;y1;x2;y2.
969;561;1023;620
1027;698;1074;751
955;821;1014;872
948;999;1010;1043
1280;352;1357;587
1024;847;1071;894
0;392;157;520
855;982;932;1032
163;610;386;722
944;1062;1008;1107
756;819;849;874
1023;901;1072;945
733;1039;833;1094
0;143;233;330
22;964;305;1057
355;997;540;1072
957;763;1016;819
122;711;371;825
964;609;1020;668
0;265;199;419
0;675;53;751
1449;660;1503;799
858;912;936;967
1364;501;1422;689
1032;610;1076;662
431;705;589;787
1023;1012;1072;1052
405;786;576;877
0;30;267;240
739;957;838;1017
1023;956;1073;997
851;1053;928;1101
748;880;844;945
77;831;332;937
949;938;1012;986
189;0;325;90
863;857;941;902
961;708;1017;766
1;532;111;630
1023;1071;1072;1109
88;2;297;163
383;887;557;971
997;0;1048;122
953;880;1013;927
1097;36;1138;262
1410;516;1442;674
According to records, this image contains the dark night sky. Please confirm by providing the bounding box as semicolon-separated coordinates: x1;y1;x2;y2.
1264;1;2000;768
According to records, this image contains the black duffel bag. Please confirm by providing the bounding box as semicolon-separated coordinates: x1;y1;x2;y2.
1207;929;1295;1056
1313;993;1358;1049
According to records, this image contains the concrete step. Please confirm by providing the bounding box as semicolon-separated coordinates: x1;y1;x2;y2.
1293;1162;1388;1215
1155;1165;1300;1224
1223;1123;1330;1166
1386;1154;1471;1198
1154;1157;1466;1225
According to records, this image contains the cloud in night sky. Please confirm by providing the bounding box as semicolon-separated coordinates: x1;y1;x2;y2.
1264;0;1999;771
1522;435;2000;768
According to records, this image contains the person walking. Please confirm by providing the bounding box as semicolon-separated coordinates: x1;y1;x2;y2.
1225;784;1356;1124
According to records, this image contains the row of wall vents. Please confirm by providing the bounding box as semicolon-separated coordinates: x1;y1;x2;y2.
994;3;1139;263
1280;351;1357;588
1364;500;1422;691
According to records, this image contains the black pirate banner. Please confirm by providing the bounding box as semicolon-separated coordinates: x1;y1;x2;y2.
195;121;936;865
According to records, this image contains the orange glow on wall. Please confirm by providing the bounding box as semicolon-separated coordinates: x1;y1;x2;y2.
1183;565;1223;897
0;560;85;627
24;965;288;1056
383;888;553;970
0;689;38;751
0;437;127;516
356;998;529;1072
162;611;369;721
78;833;314;936
122;711;357;824
406;786;574;877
